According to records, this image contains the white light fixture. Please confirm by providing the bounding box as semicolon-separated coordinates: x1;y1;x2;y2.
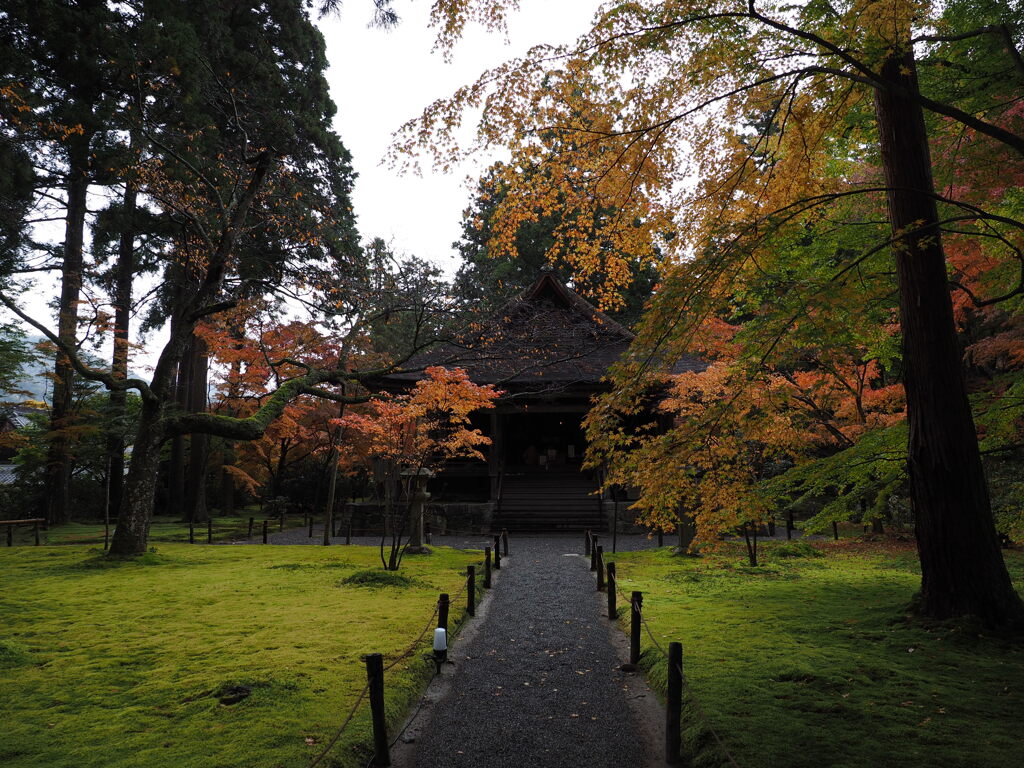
432;627;448;673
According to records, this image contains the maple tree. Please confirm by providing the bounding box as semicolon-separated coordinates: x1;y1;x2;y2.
396;0;1024;626
199;313;348;513
339;366;500;570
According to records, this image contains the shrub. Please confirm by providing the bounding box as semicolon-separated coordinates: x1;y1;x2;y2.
772;540;824;559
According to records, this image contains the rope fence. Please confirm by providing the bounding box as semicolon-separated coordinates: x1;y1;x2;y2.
308;535;501;768
586;530;743;768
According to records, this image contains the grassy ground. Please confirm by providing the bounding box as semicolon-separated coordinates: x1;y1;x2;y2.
0;543;483;768
3;514;307;547
607;539;1024;768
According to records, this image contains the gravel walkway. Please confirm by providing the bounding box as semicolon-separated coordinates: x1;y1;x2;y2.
403;534;659;768
255;528;666;766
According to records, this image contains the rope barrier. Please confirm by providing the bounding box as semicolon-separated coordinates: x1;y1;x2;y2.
309;552;491;768
611;573;742;768
308;682;370;768
384;599;441;672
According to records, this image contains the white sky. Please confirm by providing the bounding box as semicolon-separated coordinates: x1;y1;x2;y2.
319;0;600;273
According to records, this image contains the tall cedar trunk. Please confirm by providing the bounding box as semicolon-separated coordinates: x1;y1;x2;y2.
873;50;1024;627
107;401;166;555
166;337;192;519
271;440;289;500
184;336;209;522
44;139;90;525
218;350;243;516
106;151;274;554
106;180;136;522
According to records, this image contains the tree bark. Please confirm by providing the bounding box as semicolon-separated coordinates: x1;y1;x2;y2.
873;49;1024;628
108;401;166;555
166;337;192;519
44;138;90;525
184;335;210;522
106;180;136;524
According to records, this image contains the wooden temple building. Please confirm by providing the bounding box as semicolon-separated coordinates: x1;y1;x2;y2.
374;268;704;533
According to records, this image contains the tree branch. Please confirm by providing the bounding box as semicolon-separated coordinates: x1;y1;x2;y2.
0;291;157;404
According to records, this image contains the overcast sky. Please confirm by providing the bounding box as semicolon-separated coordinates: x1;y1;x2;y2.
319;0;600;274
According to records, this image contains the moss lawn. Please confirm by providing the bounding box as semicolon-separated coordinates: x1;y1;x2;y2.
0;542;482;768
608;540;1024;768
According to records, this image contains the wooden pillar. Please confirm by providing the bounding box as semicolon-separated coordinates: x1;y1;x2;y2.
488;412;502;502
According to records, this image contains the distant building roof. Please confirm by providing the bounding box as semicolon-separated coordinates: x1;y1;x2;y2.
0;464;17;485
377;270;704;393
0;404;44;430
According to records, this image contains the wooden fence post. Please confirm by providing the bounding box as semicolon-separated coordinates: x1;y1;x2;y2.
467;565;476;616
832;521;840;540
484;546;492;589
590;536;599;571
493;536;501;570
188;520;194;544
657;529;664;547
207;519;213;544
630;591;643;665
34;520;40;546
607;561;616;619
596;546;605;591
365;653;390;766
262;520;268;544
666;642;683;764
308;516;314;539
438;593;450;632
585;529;592;556
247;517;254;538
502;528;509;556
346;521;352;545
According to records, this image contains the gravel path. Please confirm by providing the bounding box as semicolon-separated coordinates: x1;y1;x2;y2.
255;528;665;766
403;535;659;768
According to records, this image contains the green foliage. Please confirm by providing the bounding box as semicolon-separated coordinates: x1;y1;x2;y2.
771;540;824;559
610;544;1024;767
0;324;37;398
763;422;908;534
0;543;482;768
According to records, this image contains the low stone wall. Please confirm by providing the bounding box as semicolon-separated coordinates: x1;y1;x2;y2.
342;501;494;536
427;503;493;534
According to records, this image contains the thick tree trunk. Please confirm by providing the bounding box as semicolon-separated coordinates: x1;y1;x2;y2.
106;180;136;523
44;140;90;525
166;338;192;519
108;401;166;555
873;50;1024;628
184;336;210;522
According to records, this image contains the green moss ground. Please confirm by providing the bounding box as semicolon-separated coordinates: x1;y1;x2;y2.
3;514;308;547
608;541;1024;768
0;543;483;768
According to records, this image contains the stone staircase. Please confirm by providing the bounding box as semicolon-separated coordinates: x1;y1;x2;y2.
494;471;606;532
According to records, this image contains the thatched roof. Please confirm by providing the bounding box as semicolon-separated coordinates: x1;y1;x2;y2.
377;269;704;393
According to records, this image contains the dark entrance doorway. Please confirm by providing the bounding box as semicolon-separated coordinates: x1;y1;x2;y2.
502;412;586;472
